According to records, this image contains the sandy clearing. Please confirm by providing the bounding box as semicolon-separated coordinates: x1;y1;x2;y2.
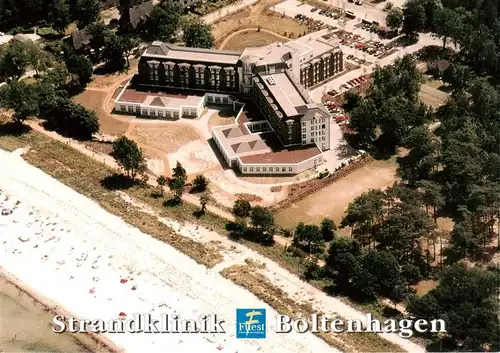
0;148;334;353
275;159;398;229
167;140;221;175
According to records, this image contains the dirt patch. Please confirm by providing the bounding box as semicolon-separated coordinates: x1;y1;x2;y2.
222;29;284;50
72;90;129;136
234;193;263;202
222;264;401;352
419;83;449;108
411;280;438;297
88;59;138;89
208;110;236;127
83;141;114;155
129;124;200;155
274;157;398;229
212;0;309;45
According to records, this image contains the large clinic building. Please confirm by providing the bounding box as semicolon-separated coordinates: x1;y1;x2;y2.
114;31;344;175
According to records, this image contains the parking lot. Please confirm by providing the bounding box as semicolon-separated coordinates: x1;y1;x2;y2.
271;0;445;102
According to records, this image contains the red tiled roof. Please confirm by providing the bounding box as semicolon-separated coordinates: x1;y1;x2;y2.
150;97;165;106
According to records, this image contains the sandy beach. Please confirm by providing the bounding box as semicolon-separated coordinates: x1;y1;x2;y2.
0;147;335;353
0;273;114;353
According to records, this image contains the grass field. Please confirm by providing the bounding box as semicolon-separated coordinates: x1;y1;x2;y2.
275;159;398;230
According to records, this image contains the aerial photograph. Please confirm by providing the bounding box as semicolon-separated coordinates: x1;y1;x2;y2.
0;0;498;352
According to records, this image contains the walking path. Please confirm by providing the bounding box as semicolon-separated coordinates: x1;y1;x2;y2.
218;27;288;49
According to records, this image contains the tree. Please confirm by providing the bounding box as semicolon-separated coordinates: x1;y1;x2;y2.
0;41;39;80
102;33;131;69
386;7;403;31
143;1;181;41
112;136;146;179
170;178;185;202
320;218;336;241
70;0;101;27
341;189;385;249
47;0;72;32
354;250;408;302
341;91;362;112
0;82;41;124
407;264;499;351
397;125;439;185
402;0;426;38
43;98;99;140
118;0;139;32
199;190;213;213
326;237;361;289
232;198;251;218
375;201;435;266
250;206;274;232
433;7;461;48
87;22;110;59
192;174;208;192
65;54;93;86
416;180;444;222
172;161;187;182
183;20;214;48
442;63;472;89
294;223;323;253
156;175;167;196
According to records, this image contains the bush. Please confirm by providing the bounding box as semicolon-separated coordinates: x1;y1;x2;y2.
317;170;329;179
401;264;422;285
43;98;99;140
304;261;326;280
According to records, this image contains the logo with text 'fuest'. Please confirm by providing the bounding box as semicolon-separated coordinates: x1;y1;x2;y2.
236;309;266;339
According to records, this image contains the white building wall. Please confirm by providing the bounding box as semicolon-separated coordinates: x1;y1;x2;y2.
300;116;330;151
237;155;324;175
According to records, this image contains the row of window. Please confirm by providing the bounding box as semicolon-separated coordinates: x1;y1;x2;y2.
242;166;294;173
206;95;230;104
120;104;198;118
149;64;236;89
302;134;326;141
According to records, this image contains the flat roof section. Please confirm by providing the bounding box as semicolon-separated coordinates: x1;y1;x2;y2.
239;145;321;164
117;88;202;109
260;72;306;117
144;42;242;65
293;34;338;59
118;88;189;104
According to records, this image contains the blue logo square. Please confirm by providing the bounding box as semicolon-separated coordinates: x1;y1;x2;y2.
236;308;266;339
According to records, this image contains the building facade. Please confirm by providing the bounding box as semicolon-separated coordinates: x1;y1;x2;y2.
136;43;241;94
115;35;345;175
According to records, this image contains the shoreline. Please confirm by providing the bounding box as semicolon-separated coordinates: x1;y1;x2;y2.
0;267;124;353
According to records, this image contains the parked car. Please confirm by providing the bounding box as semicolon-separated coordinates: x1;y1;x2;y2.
355;0;363;5
311;7;318;12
